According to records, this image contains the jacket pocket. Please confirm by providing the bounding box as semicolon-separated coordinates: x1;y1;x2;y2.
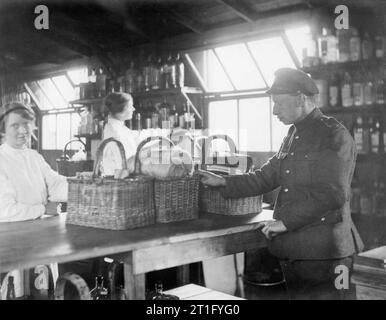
292;151;320;185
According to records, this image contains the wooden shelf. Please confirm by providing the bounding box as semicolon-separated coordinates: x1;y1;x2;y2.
74;133;101;140
320;104;385;114
301;58;386;74
69;87;203;105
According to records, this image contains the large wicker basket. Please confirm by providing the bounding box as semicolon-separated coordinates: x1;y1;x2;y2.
199;135;262;216
138;136;200;223
66;137;155;230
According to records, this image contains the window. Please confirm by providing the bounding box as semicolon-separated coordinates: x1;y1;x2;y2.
26;67;87;150
187;25;311;152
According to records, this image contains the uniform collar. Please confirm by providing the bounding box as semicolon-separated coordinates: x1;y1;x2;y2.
108;116;125;127
294;108;323;132
1;142;29;155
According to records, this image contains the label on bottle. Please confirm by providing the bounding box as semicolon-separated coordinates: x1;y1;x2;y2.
329;85;339;106
353;83;364;106
372;132;379;153
350;38;361;61
341;84;353;107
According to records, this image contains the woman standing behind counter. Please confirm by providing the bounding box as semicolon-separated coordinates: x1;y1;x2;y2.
102;92;137;176
0;102;68;222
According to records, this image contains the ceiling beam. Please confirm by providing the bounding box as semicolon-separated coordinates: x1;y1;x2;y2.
166;9;206;34
217;0;259;23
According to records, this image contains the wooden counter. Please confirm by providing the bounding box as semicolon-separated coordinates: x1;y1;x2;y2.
0;209;273;299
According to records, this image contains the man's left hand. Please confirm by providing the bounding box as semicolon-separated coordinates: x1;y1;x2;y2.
257;220;287;240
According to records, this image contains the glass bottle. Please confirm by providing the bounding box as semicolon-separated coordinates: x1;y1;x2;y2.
135;111;142;131
90;275;109;300
375;32;385;59
363;71;375;105
370;118;380;154
341;72;353;107
125;61;137;93
337;29;351;63
329;72;340;107
152;57;162;90
375;69;386;105
318;27;338;64
362;32;374;61
314;76;328;108
353;116;364;154
6;276;16;300
175;53;185;88
349;28;361;62
352;71;364;107
150;281;179;300
302;32;319;67
144;55;154;92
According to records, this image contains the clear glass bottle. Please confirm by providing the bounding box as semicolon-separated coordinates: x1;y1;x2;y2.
318;28;338;64
375;69;386;105
329;72;340;107
125;61;137;93
337;29;351;63
352;71;364;107
353;116;364;154
362;32;374;60
370;118;380;154
349;28;361;61
375;32;385;59
341;72;353;107
90;275;109;300
175;53;185;88
363;71;375;105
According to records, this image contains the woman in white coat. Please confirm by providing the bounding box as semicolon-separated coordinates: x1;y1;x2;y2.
0;102;68;299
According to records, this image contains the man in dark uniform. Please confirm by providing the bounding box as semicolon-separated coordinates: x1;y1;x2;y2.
198;68;364;300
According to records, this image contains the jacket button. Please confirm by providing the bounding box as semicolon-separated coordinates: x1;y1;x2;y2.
290;152;294;156
295;136;299;139
305;154;308;158
284;188;289;192
321;217;325;221
285;170;290;174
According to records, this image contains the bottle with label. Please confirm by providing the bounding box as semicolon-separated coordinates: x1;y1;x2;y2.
361;32;374;60
375;69;386;105
144;55;154;92
318;28;338;64
363;71;375;105
375;32;385;59
125;61;137;93
329;72;340;107
349;28;361;61
337;29;351;63
96;67;107;98
353;116;365;153
370;117;380;153
164;53;177;88
90;275;109;300
6;276;16;300
152;57;162;90
352;71;364;107
341;72;353;107
175;53;185;88
135;111;142;131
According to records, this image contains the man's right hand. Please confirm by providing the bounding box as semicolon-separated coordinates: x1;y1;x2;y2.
197;169;226;187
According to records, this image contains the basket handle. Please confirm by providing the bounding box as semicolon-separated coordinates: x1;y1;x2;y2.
201;134;238;165
62;139;87;159
93;137;127;178
134;136;174;174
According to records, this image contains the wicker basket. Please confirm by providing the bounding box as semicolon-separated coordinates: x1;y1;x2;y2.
66;137;155;230
138;136;200;223
56;139;94;177
200;185;262;215
199;134;262;216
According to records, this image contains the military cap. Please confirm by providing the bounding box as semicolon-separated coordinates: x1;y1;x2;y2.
266;68;319;96
0;102;34;122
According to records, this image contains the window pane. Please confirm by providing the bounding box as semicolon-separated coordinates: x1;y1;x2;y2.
56;113;71;150
52;75;75;102
239;98;271;152
37;79;68;109
67;67;88;85
285;26;311;65
215;44;265;90
42;114;56;149
248;37;295;86
208;100;238;151
27;81;52;110
271;109;290;152
206;50;234;92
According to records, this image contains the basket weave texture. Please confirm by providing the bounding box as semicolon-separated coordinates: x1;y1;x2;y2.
199;134;262;216
66;137;155;230
138;136;200;223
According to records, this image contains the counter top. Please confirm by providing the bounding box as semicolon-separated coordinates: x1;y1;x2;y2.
0;209;273;273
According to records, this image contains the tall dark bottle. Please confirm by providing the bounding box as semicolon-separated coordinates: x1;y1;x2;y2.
90;275;108;300
6;276;16;300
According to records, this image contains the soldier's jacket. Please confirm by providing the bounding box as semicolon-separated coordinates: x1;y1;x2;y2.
220;108;364;260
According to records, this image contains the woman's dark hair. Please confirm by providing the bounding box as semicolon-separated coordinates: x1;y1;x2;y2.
0;102;35;133
104;92;133;115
